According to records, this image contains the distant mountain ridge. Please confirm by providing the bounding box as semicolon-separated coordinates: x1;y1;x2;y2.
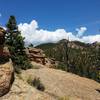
36;39;100;82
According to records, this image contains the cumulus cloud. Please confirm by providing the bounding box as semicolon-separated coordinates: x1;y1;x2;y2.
76;27;87;38
81;35;100;43
18;20;100;46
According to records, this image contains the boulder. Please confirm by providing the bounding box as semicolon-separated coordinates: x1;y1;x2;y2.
28;48;42;54
0;47;11;64
25;47;54;67
0;27;6;45
0;27;9;59
0;60;14;97
3;47;11;57
26;47;46;65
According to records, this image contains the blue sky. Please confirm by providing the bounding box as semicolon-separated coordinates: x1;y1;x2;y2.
0;0;100;45
0;0;100;34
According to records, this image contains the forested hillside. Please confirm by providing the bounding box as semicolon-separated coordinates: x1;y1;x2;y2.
36;39;100;82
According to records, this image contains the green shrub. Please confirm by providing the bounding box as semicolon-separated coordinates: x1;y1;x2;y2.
14;65;21;74
27;77;45;91
12;54;33;71
55;62;67;71
21;60;33;70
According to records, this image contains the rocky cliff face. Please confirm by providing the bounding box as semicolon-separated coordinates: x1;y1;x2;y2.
0;27;14;97
0;60;14;97
0;27;10;64
0;27;6;46
0;27;6;56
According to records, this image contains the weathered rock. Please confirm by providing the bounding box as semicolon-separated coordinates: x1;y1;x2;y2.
0;47;10;64
0;60;14;97
0;75;55;100
1;47;10;57
0;27;10;59
0;27;10;64
25;47;55;67
20;66;100;100
0;27;6;45
26;47;46;65
28;48;42;54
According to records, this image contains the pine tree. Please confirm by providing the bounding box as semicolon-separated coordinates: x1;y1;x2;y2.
6;15;32;71
6;16;17;46
6;15;25;54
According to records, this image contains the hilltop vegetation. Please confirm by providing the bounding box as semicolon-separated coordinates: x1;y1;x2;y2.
36;39;100;82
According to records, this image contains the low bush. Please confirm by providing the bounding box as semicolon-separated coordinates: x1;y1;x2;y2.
12;54;33;72
14;65;21;74
27;76;45;91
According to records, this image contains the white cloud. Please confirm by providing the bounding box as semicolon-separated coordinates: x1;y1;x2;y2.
81;35;100;43
76;27;87;38
18;20;100;46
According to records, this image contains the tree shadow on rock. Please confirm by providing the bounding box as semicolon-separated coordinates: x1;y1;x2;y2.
0;55;9;64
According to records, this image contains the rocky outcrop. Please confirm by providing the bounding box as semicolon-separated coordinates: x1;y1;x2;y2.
20;66;100;100
1;63;100;100
0;27;6;56
26;47;55;67
0;46;10;64
0;27;14;96
0;27;6;45
26;47;47;65
0;74;55;100
0;60;14;97
0;27;10;63
0;27;10;70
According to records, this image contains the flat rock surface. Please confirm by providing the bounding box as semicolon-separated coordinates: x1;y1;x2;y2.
1;62;100;100
21;66;100;100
